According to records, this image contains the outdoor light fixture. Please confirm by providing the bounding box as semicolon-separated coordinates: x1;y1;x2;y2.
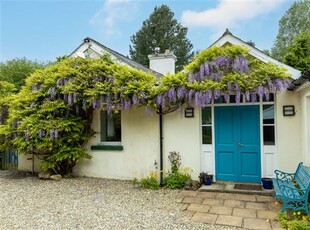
283;105;295;116
185;108;194;118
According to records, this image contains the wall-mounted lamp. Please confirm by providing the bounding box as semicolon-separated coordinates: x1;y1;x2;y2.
185;108;194;118
283;105;295;116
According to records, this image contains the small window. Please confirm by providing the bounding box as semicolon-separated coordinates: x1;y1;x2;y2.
263;93;274;102
100;111;121;143
202;107;212;144
263;105;275;145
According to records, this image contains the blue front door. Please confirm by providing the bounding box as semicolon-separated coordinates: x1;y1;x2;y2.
215;106;261;183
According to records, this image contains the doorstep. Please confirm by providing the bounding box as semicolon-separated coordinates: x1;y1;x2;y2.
199;182;274;196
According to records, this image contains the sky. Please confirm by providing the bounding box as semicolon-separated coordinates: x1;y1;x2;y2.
0;0;293;63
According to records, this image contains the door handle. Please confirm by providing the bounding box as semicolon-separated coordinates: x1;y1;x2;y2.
238;143;244;149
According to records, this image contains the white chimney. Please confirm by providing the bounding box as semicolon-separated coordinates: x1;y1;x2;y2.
148;48;176;75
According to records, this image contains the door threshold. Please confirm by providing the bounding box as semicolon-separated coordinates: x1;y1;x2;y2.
199;182;274;196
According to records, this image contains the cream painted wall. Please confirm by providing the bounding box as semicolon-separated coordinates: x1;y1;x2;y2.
163;107;201;180
18;154;41;172
299;85;310;167
276;91;302;172
73;108;160;180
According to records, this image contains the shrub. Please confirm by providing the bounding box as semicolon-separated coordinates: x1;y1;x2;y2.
278;209;310;230
140;171;159;189
163;151;192;189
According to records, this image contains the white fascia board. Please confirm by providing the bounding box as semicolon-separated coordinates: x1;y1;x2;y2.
212;34;301;79
69;41;126;65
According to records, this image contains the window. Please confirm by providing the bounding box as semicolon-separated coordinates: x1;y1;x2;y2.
263;105;275;145
202;107;212;144
100;111;121;144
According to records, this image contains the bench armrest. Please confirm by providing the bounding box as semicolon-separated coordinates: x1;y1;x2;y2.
274;170;295;181
280;184;308;199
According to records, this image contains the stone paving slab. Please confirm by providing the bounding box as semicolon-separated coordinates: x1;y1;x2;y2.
187;203;211;213
180;191;283;229
246;201;268;210
233;207;257;218
182;196;204;204
209;205;233;215
191;212;218;224
243;217;272;230
216;215;243;227
224;199;245;208
257;210;278;220
202;198;224;206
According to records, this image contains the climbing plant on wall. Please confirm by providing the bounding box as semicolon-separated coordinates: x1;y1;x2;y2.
0;45;292;175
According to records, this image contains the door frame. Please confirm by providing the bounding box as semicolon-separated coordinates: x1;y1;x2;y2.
214;105;261;182
200;94;277;182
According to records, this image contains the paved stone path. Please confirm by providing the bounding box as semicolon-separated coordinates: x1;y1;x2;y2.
178;190;283;230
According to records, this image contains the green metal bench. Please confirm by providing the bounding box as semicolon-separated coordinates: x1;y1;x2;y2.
272;162;310;214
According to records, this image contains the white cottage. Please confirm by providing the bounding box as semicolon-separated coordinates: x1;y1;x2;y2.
19;30;310;183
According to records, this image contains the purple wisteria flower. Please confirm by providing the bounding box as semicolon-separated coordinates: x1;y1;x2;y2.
213;89;221;99
114;93;119;100
215;72;222;81
156;95;163;106
232;56;248;73
121;98;131;109
224;94;230;103
188;89;196;101
283;78;292;88
48;87;56;99
68;94;73;105
50;129;54;140
245;91;250;102
177;86;186;99
236;91;241;105
251;94;257;103
25;132;30;141
132;94;139;105
257;86;264;97
73;92;77;102
199;64;205;80
227;82;232;91
167;88;176;103
263;88;270;101
275;79;284;90
204;62;210;76
188;72;195;83
38;129;45;138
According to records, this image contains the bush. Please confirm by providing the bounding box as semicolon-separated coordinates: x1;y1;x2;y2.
163;151;192;189
278;210;310;230
163;169;191;189
140;171;159;189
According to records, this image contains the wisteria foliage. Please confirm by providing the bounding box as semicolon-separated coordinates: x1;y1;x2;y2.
0;45;292;174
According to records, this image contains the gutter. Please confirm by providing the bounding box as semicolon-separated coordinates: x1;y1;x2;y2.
287;69;310;91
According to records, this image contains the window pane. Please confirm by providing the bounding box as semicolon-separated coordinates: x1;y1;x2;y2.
263;93;274;102
202;126;212;144
263;126;275;145
202;107;212;125
100;111;121;142
214;95;243;104
263;105;274;124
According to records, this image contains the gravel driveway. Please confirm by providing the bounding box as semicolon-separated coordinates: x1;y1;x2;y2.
0;171;241;230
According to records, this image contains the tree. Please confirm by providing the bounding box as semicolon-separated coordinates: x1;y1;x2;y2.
0;58;45;90
284;30;310;71
271;0;310;61
129;5;194;72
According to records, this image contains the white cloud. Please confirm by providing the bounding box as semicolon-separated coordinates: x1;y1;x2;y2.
181;0;286;37
89;0;138;36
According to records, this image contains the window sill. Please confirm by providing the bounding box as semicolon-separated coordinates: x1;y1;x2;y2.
91;145;123;151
